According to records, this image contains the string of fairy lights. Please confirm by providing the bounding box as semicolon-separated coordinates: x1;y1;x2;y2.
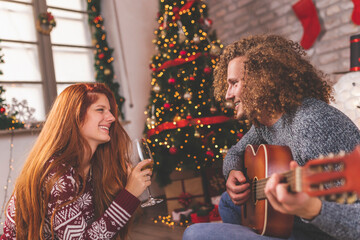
0;131;14;227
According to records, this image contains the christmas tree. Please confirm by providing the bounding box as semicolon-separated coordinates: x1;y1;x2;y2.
0;44;24;130
145;0;249;186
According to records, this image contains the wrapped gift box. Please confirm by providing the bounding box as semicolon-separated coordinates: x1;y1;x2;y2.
205;167;226;197
164;176;205;214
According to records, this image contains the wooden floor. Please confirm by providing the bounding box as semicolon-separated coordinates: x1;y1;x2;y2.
129;201;186;240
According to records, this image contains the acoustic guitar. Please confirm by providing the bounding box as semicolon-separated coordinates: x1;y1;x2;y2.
241;144;360;238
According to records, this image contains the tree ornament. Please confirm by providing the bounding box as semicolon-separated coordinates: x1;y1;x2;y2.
186;113;193;120
237;132;244;139
153;84;161;93
168;77;176;85
183;92;192;101
206;148;214;158
204;67;212;74
36;12;56;35
210;43;222;56
104;69;111;75
169;145;178;155
224;101;235;109
169;43;175;48
178;28;186;43
194;129;200;138
98;53;105;60
189;76;195;81
173;7;180;15
0;107;5;114
173;114;182;122
193;34;201;44
180;50;187;56
96;60;100;65
204;18;213;28
164;102;171;110
210;106;217;114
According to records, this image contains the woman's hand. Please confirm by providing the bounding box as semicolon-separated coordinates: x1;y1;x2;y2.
264;161;322;220
125;159;152;198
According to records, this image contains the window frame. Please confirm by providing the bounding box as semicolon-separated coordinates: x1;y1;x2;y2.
0;0;95;115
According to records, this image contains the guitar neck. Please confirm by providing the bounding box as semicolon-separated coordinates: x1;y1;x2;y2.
254;168;301;200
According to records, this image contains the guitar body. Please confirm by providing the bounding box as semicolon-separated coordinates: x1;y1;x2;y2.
241;144;294;238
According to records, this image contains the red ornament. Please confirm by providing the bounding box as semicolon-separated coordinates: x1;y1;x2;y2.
169;43;175;48
204;67;212;74
186;114;193;120
173;7;180;14
169;146;178;155
180;50;187;56
237;132;244;139
0;107;5;114
98;53;105;60
94;16;101;24
205;18;213;27
168;78;176;85
206;148;215;158
164;103;171;110
189;76;195;81
152;68;157;72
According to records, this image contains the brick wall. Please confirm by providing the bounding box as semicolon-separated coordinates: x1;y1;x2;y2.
207;0;360;84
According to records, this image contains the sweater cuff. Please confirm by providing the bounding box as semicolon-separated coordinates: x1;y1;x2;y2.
114;189;140;215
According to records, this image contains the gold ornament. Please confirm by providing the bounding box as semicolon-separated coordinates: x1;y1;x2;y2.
194;129;200;138
104;69;111;75
210;106;217;114
193;34;201;44
210;43;222;55
183;92;192;101
153;84;161;93
173;114;182;122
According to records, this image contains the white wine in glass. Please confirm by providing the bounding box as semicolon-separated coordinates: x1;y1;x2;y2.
135;138;163;207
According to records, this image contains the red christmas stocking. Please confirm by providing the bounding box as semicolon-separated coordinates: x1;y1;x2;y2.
352;0;360;25
292;0;321;50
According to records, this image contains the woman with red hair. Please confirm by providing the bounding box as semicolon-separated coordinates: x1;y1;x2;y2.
1;83;151;239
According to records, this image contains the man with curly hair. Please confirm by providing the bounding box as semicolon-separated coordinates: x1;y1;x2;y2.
183;35;360;240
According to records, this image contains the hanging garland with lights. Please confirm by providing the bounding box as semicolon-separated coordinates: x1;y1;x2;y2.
145;0;250;186
87;0;125;119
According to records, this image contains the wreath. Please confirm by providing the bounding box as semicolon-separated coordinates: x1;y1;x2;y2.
36;12;56;35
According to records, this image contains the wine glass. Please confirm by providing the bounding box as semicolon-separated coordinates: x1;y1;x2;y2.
135;138;163;207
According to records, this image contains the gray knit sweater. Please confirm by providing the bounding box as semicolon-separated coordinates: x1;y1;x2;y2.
223;98;360;240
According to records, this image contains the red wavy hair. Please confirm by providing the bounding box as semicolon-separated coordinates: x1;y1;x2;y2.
13;83;132;239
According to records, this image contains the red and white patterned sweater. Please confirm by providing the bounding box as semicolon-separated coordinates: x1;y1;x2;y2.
1;161;140;239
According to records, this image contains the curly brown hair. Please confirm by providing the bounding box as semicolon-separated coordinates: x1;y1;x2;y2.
214;34;333;125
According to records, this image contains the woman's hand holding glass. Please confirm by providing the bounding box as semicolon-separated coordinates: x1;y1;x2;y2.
125;159;153;198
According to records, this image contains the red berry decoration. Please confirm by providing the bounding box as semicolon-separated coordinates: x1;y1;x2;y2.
180;50;187;56
204;67;212;74
173;7;180;14
168;78;176;85
0;107;5;114
98;53;105;60
206;149;214;158
164;103;171;110
169;146;178;155
237;132;244;139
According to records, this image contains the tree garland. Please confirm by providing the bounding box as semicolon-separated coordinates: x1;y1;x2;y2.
87;0;125;119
